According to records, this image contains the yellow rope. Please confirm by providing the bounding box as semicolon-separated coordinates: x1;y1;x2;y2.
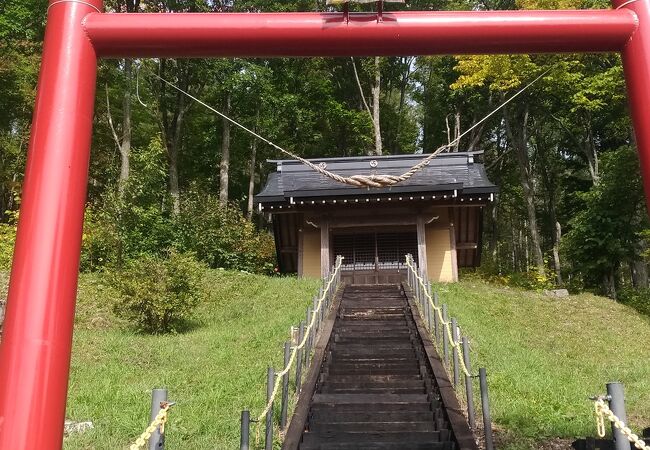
254;257;343;438
129;404;171;450
593;397;649;450
406;258;472;378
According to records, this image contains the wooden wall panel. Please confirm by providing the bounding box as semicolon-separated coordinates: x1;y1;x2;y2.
425;225;454;282
301;227;321;279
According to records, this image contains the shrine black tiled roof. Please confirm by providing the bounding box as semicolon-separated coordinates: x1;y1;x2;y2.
254;151;497;204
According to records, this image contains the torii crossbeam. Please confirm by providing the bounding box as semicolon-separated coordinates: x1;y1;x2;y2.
0;1;649;448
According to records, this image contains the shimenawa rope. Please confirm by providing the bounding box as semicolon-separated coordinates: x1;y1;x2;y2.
148;68;549;189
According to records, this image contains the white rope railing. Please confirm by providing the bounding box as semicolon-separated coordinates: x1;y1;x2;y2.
405;254;472;377
254;256;343;443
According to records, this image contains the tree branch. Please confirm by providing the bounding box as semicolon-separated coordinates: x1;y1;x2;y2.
350;57;373;120
105;83;122;152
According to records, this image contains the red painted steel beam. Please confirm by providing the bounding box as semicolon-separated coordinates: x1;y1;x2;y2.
0;0;101;448
83;9;638;58
615;0;650;213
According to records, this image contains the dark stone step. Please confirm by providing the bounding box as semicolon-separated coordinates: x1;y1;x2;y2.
301;430;441;445
322;379;426;389
319;386;426;395
312;393;431;405
331;343;414;351
308;410;435;423
321;374;423;383
309;421;437;433
310;402;433;412
299;442;453;450
328;367;422;376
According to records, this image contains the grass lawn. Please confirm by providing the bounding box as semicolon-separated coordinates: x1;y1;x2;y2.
64;270;318;449
2;271;650;449
436;279;650;449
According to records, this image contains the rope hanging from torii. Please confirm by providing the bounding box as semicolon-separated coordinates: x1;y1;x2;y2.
150;69;548;189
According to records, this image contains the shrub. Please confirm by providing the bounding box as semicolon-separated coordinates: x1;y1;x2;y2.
174;192;276;274
80;207;121;271
618;286;650;317
0;223;16;271
474;266;555;291
110;252;206;334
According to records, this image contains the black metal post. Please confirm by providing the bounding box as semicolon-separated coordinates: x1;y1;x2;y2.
305;306;313;366
607;382;632;450
433;292;440;343
319;288;325;324
451;318;460;387
426;282;434;332
265;367;274;450
442;304;449;365
479;368;495;450
149;388;167;450
462;337;476;429
295;321;305;395
312;296;319;334
240;410;250;450
280;341;291;429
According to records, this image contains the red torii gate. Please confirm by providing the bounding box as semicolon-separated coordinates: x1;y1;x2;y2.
0;1;649;448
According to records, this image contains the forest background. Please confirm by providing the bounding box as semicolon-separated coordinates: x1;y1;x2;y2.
2;0;648;307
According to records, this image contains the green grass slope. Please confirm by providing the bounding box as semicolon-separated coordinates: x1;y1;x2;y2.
2;271;650;449
437;279;650;449
64;271;318;449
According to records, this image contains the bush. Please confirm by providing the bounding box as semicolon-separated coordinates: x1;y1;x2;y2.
110;252;206;334
80;190;276;274
0;223;16;271
174;192;276;274
618;286;650;317
473;266;555;291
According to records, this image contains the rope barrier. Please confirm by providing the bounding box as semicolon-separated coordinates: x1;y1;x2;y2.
129;403;172;450
405;257;472;378
253;257;343;441
147;68;549;189
593;397;649;450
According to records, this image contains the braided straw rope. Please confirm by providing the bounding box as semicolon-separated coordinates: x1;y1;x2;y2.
594;397;649;450
152;69;548;189
406;257;472;377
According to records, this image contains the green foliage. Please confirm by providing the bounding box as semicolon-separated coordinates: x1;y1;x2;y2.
80;190;275;274
174;192;276;273
109;251;206;334
563;148;648;291
0;222;15;270
471;265;555;291
618;285;650;317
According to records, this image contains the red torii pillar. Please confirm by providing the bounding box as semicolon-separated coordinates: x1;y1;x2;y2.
1;1;650;448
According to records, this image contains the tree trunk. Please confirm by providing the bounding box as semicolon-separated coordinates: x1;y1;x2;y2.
219;92;231;207
168;141;180;215
488;195;499;268
631;260;649;288
158;60;193;216
371;56;382;156
246;110;260;220
632;237;648;288
118;59;132;195
504;106;545;275
584;119;599;184
547;190;563;285
552;221;563;285
603;269;617;299
394;57;413;154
